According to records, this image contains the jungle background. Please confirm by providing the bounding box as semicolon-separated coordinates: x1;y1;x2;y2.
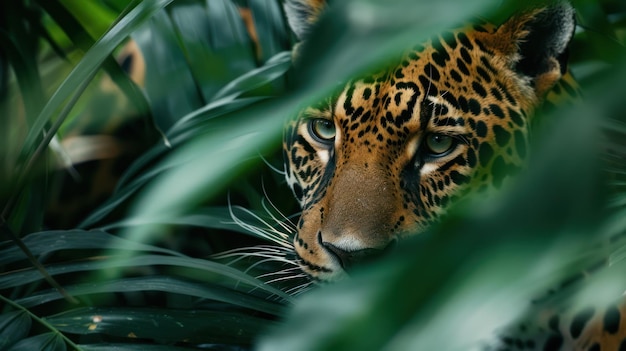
1;0;625;350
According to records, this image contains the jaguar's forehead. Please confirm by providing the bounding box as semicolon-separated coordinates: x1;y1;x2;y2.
320;26;535;150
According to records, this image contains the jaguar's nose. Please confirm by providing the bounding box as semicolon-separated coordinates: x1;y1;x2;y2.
321;240;396;271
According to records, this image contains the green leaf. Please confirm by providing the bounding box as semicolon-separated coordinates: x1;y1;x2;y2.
209;50;290;102
168;0;249;103
80;345;195;351
7;332;66;351
47;307;274;344
16;276;287;315
59;0;118;39
0;311;31;350
0;230;184;265
132;8;202;132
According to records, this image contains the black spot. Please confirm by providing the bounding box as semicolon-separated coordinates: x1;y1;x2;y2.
458;96;469;112
497;81;517;106
467;118;476;130
460;47;472;64
603;305;621;334
472;81;487;98
450;69;462;82
360;111;372;123
570;307;594;339
432;48;450;67
468;98;481;115
467;148;477;167
480;56;497;74
476;66;491;82
120;53;134;73
490;87;503;101
493;125;511;147
509;108;524;127
394;92;402;106
449;170;469;185
489;104;505;118
456;58;470;75
457;32;473;50
343;84;357;115
419;75;432;91
475;121;487;137
438;154;466;172
363;87;372;100
543;334;563;351
349;106;365;122
395;68;405;79
478;142;493;167
442;93;459;110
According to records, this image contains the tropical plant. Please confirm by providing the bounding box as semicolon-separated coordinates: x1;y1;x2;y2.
0;0;625;350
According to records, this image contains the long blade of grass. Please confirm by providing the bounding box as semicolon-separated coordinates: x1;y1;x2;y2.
0;229;184;266
47;307;275;345
0;254;293;301
16;276;286;315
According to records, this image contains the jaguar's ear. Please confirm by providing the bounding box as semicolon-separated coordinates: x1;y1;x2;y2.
488;3;576;96
284;0;327;40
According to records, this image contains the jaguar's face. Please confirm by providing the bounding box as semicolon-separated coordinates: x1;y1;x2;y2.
282;5;575;282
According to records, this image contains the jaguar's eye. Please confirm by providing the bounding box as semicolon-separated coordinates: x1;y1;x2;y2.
424;133;454;156
309;118;336;143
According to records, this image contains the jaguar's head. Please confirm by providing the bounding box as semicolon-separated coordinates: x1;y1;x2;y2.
283;1;576;282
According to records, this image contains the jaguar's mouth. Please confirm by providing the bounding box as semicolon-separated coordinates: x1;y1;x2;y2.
294;232;398;283
321;241;395;271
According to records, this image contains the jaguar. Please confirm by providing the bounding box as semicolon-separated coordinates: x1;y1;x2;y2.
279;1;626;350
283;0;580;282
